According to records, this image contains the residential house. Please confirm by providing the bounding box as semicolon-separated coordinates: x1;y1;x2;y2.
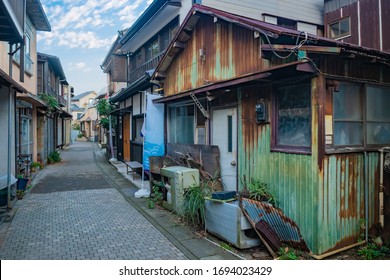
37;52;72;163
0;0;50;206
102;0;325;183
152;5;390;256
71;91;97;141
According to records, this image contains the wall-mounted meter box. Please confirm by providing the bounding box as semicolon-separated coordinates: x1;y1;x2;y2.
255;101;267;123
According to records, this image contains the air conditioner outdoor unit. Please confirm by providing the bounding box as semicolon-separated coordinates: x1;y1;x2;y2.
205;200;262;249
160;166;199;215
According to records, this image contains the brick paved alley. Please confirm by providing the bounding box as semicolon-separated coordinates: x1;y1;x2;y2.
0;142;187;260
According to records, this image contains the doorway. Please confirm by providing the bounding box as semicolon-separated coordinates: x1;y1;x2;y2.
212;107;237;192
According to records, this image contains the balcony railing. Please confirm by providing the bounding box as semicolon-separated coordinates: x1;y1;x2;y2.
57;95;66;107
128;53;163;85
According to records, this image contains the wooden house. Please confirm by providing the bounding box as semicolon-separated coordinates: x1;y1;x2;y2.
37;52;71;163
152;4;390;256
102;0;325;179
0;0;50;196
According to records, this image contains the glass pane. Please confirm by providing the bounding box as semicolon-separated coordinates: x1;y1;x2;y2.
334;122;363;146
367;122;390;145
334;83;362;120
228;116;232;152
367;86;390;122
339;19;350;36
329;22;339;38
170;105;194;144
276;84;311;147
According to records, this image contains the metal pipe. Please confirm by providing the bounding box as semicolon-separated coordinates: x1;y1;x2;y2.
7;86;12;208
364;151;369;242
378;147;390;228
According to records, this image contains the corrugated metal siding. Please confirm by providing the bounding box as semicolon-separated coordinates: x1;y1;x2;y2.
360;0;381;50
164;16;263;96
383;0;390;52
322;56;389;84
238;79;380;254
238;84;320;252
202;0;324;25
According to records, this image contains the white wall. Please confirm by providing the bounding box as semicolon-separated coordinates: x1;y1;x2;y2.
0;87;16;177
201;0;324;25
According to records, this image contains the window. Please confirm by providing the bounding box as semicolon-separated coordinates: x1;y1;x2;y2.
330;82;390;148
146;39;159;62
366;86;390;145
329;17;350;39
333;83;363;146
274;83;311;152
168;104;195;144
277;17;297;30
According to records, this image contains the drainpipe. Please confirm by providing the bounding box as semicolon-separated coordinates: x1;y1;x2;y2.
364;151;369;242
378;147;390;229
7;86;13;208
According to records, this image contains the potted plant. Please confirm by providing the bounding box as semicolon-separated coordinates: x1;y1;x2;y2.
17;175;29;191
30;161;42;172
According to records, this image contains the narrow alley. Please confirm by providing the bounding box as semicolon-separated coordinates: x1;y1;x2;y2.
0;142;192;260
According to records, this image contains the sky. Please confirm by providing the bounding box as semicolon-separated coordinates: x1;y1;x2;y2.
37;0;153;96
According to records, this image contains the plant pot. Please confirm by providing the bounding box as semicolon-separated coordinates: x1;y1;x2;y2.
17;178;29;191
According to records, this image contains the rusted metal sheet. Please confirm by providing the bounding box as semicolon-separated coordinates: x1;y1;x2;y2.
241;198;310;252
164;15;263;96
318;152;379;253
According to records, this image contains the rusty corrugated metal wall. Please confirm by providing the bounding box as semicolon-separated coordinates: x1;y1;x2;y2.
238;81;321;253
238;77;381;255
318;153;379;253
164;16;263;96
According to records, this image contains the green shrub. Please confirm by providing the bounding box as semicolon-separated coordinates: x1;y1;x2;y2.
358;243;390;260
182;182;212;227
242;177;277;205
48;151;61;163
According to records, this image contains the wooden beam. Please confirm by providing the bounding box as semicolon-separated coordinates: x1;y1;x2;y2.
173;41;185;49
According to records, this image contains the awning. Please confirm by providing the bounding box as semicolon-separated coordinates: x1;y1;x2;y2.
59;110;72;118
0;69;28;93
154;60;315;103
110;107;132;116
109;71;152;103
16;92;48;107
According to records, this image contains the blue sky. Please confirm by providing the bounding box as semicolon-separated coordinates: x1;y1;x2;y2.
37;0;153;95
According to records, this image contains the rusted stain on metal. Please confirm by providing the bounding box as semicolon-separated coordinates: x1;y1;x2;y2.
241;198;310;252
164;14;263;96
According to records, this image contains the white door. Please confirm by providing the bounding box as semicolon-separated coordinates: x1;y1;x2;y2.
212;108;237;192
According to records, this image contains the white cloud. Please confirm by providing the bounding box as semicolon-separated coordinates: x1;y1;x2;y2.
68;61;92;73
57;31;113;49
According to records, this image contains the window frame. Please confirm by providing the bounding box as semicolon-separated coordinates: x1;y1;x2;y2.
328;17;351;40
326;81;390;153
272;82;312;154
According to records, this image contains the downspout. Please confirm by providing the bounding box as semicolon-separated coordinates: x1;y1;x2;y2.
378;147;390;229
364;151;369;242
7;86;13;208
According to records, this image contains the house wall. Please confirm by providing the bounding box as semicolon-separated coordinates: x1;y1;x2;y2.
164;16;263;95
202;0;324;25
0;87;16;177
324;0;390;51
237;77;380;255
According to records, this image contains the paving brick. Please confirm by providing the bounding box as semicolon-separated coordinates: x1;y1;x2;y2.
0;142;187;260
